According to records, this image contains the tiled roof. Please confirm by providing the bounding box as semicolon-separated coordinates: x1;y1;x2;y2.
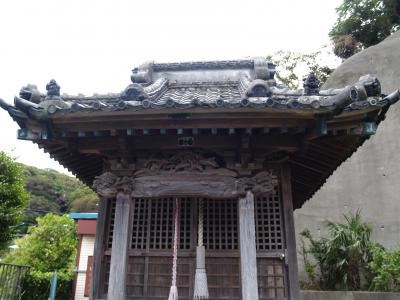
1;58;399;210
2;58;397;119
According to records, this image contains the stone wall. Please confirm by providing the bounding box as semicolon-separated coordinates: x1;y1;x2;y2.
294;31;400;279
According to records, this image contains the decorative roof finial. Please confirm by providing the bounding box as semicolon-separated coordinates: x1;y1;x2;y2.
46;79;61;99
303;72;320;96
19;84;41;103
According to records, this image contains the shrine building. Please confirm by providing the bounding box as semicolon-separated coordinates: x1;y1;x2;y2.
1;58;399;300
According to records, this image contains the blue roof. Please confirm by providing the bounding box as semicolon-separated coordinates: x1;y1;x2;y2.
68;213;98;220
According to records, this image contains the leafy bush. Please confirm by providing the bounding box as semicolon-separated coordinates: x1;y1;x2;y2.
3;214;77;298
300;211;381;290
21;271;72;300
369;246;400;292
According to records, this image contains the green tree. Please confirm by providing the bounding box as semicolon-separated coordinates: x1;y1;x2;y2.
267;49;336;90
3;214;77;299
22;165;98;223
330;0;400;58
3;213;77;274
0;151;28;252
300;211;380;290
69;185;99;212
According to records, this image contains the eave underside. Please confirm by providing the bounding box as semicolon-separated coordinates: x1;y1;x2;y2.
29;109;379;210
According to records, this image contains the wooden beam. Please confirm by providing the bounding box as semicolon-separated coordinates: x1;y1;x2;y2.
238;191;259;300
281;165;300;300
90;197;108;300
107;193;131;300
290;160;328;175
52;117;314;131
306;118;327;140
76;135;301;152
51;110;314;123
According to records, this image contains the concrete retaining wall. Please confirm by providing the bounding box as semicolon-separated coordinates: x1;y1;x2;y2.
301;291;400;300
294;30;400;280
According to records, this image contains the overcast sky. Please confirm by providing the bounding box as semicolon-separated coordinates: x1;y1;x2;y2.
0;0;342;175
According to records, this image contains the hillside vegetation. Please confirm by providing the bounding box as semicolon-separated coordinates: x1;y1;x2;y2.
22;164;98;223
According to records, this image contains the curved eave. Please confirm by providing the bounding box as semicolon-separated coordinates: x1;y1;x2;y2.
291;100;391;209
1;90;398;210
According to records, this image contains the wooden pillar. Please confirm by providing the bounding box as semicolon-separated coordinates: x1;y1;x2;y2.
238;190;259;300
281;165;300;300
90;196;108;300
107;192;131;300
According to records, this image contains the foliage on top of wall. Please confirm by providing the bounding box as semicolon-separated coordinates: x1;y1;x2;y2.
329;0;400;58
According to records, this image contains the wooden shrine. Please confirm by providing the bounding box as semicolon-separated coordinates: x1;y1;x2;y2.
1;58;399;300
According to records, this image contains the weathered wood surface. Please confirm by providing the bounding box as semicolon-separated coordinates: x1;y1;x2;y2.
93;152;279;199
76;134;301;152
281;165;300;300
107;193;131;300
93;172;279;199
239;191;259;300
90;197;108;300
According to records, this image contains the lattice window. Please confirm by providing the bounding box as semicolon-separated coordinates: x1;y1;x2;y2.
255;187;284;251
106;199;116;249
203;198;238;250
179;197;192;250
130;197;192;250
148;197;173;250
257;258;286;299
107;197;239;251
131;198;149;250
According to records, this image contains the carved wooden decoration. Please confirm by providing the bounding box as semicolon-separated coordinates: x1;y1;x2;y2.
93;152;278;198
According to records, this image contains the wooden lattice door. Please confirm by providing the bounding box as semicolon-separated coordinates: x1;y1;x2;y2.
104;197;241;299
103;192;288;299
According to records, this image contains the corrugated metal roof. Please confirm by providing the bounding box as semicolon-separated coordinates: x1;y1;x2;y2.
68;213;98;220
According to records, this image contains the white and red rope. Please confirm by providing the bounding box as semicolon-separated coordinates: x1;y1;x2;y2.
168;197;180;300
198;198;204;247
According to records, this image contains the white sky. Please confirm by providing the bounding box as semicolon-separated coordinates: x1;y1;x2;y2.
0;0;342;175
